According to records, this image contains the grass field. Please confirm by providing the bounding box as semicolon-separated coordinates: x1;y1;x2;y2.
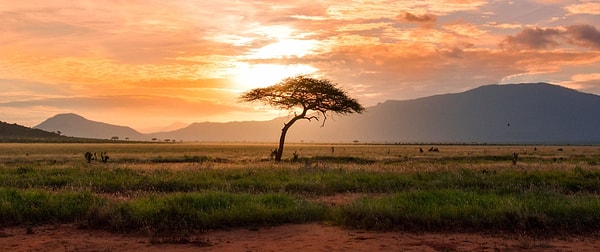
1;143;600;238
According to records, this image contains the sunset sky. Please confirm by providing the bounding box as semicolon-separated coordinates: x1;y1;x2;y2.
1;1;599;132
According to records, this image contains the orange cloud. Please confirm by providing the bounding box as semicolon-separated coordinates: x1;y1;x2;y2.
562;73;600;95
1;1;599;130
565;2;600;15
397;12;437;28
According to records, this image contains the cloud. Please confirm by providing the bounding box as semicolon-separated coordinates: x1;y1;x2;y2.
301;38;600;104
2;0;600;129
571;73;600;83
0;94;243;129
397;12;437;27
562;73;600;95
501;27;562;49
0;79;72;99
501;24;600;50
564;24;600;49
564;2;600;15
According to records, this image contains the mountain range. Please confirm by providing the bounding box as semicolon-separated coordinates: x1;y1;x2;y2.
32;83;600;144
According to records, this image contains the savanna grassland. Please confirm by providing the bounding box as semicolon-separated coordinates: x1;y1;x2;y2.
2;142;600;242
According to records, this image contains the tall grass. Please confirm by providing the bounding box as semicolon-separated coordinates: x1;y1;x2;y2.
0;188;326;233
332;189;600;235
110;192;325;233
0;188;104;225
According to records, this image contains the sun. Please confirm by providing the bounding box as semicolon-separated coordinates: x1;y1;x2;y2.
231;63;318;91
229;25;320;91
249;39;317;59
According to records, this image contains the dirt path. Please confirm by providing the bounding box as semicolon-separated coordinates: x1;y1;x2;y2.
2;223;600;251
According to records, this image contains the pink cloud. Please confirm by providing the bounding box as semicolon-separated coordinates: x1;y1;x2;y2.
501;25;600;50
501;27;562;50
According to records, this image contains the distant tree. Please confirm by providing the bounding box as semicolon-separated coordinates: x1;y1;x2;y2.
110;136;119;140
239;75;364;161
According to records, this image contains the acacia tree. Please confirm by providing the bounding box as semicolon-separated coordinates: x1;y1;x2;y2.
239;75;365;161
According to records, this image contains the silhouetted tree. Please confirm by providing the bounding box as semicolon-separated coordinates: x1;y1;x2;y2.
239;75;364;161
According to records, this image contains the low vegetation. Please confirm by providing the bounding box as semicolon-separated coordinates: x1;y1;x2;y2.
1;143;600;238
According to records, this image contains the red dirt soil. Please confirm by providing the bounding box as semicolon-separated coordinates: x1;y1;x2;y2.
2;223;600;252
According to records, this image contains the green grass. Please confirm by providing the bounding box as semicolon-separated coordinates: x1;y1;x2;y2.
112;192;325;233
332;189;600;235
0;188;326;234
4;165;600;195
0;188;104;225
1;143;600;237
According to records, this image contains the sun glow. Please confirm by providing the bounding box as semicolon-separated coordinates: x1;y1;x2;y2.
248;39;317;59
224;24;321;91
231;63;317;91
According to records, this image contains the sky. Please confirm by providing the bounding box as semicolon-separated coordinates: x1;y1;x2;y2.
1;0;599;133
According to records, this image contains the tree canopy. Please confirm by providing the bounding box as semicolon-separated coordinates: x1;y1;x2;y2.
239;75;364;161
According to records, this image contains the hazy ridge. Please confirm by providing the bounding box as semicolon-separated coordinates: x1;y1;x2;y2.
35;113;145;141
31;83;600;144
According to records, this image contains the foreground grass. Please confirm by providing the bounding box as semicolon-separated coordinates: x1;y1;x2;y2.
1;143;600;237
3;185;600;236
0;188;325;234
333;190;600;236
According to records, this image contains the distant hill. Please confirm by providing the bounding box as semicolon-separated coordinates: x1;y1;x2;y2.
147;120;283;142
35;113;146;141
0;121;66;142
33;83;600;144
151;83;600;144
301;82;600;144
139;121;189;134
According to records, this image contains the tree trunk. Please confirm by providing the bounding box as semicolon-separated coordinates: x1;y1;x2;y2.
275;111;306;162
275;126;288;162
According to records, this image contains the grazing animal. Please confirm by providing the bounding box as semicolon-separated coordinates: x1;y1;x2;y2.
512;152;519;165
270;149;278;160
84;152;93;163
100;152;109;163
